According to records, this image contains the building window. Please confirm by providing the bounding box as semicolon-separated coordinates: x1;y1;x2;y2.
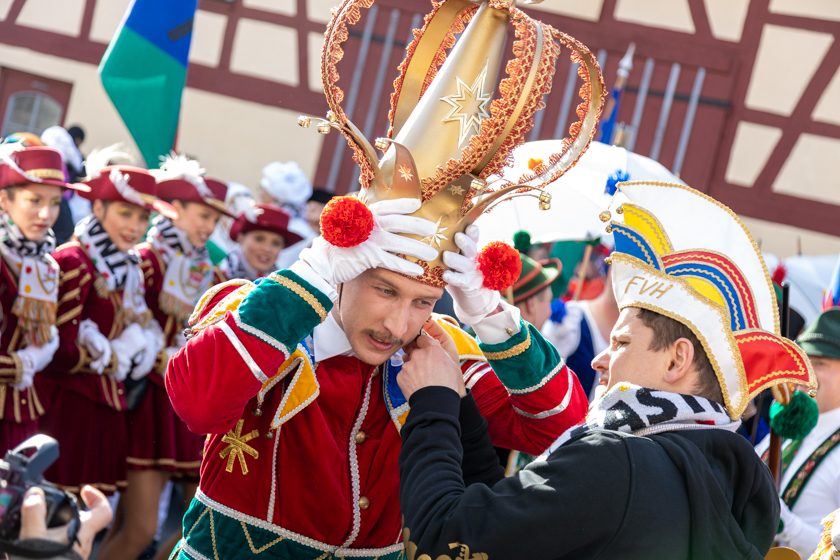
1;91;62;137
0;68;71;138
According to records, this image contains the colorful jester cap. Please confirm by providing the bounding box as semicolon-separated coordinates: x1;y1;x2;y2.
299;0;605;287
604;181;816;418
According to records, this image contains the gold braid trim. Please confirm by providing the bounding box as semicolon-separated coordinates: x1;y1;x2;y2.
58;267;82;285
58;287;81;305
267;274;328;322
56;305;82;327
320;0;377;187
483;329;531;361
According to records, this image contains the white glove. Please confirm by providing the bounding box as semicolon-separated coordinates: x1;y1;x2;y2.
129;322;166;381
78;319;112;375
109;323;146;383
442;225;501;326
13;328;60;390
294;198;438;289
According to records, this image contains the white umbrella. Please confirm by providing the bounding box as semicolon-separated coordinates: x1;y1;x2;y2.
763;253;836;326
476;140;682;246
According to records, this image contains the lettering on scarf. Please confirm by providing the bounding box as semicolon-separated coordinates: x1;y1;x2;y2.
637;387;678;424
603;400;646;432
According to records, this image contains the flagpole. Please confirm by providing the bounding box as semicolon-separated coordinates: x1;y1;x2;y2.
768;282;791;488
598;43;635;145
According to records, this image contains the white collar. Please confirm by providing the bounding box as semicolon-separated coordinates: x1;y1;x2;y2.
312;311;354;362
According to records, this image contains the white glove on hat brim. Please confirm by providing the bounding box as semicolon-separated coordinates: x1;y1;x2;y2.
442;225;501;326
294;197;439;290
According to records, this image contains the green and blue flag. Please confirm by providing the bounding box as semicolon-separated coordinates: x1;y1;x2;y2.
99;0;197;167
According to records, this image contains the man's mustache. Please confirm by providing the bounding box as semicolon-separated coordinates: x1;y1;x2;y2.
363;329;404;348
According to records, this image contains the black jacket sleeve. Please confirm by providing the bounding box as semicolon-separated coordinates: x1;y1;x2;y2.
459;392;504;487
401;386;631;560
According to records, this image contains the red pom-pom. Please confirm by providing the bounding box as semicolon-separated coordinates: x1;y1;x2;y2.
320;196;375;248
477;242;522;291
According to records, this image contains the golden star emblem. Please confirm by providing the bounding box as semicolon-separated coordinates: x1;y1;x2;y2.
449;184;465;196
440;61;492;148
220;419;260;476
398;164;414;182
423;217;449;248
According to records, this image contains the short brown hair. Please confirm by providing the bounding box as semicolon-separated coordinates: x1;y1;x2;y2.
636;308;723;404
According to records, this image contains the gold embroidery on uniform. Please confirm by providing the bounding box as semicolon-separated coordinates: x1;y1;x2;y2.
239;520;285;553
59;268;82;285
58;287;81;305
267;274;327;321
208;509;220;560
220;419;259;475
56;305;82;327
482;329;531;361
77;272;92;288
404;528;489;560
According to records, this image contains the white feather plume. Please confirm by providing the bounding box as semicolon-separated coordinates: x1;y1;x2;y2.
84;144;132;180
0;141;37;183
152;152;213;197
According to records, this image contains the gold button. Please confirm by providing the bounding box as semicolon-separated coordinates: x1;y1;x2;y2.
505;327;514;336
20;399;26;405
118;389;124;395
358;496;369;510
355;431;366;444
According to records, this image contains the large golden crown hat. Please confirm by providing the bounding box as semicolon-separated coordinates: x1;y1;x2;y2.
604;181;816;418
301;0;605;286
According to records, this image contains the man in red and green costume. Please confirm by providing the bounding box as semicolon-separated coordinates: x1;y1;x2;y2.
166;0;606;555
166;195;587;559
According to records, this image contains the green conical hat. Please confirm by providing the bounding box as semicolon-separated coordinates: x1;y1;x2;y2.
797;308;840;360
512;254;561;304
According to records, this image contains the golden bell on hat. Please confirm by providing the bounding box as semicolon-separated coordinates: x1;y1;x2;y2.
303;0;606;286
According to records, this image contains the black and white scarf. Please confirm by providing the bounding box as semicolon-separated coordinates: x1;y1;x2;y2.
75;215;149;323
219;246;258;281
0;213;59;345
0;213;56;260
540;382;739;458
146;215;213;322
75;215;136;291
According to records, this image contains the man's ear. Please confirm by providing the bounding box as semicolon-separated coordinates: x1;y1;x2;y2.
524;296;536;315
664;338;695;384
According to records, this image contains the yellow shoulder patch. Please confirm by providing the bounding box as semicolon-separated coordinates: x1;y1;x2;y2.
188;279;254;333
432;314;485;362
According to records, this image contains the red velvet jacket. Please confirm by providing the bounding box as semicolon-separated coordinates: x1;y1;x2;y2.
137;242;225;385
167;270;587;559
45;242;138;410
0;261;46;423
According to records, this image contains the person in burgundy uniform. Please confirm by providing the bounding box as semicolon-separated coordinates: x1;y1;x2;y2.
100;155;231;560
219;204;303;282
0;145;89;452
40;164;176;496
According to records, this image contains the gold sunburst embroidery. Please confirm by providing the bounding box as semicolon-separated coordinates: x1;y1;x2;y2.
449;184;465;196
398;164;415;182
220;419;259;475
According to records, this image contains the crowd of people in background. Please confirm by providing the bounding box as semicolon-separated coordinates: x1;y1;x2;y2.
1;125;839;560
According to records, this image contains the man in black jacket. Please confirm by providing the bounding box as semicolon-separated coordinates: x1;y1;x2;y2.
397;181;817;560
